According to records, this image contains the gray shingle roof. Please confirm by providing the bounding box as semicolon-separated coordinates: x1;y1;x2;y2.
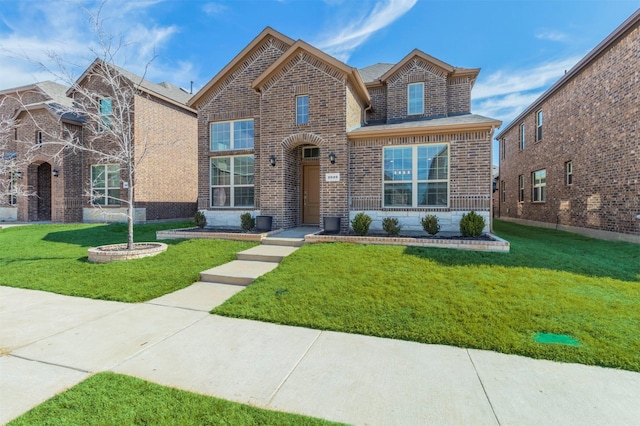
110;64;192;105
358;63;394;83
34;81;73;107
350;113;501;133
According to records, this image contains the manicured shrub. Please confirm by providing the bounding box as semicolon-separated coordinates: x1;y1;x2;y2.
421;215;440;235
351;212;373;236
382;217;402;236
460;211;485;237
240;213;255;231
194;211;207;228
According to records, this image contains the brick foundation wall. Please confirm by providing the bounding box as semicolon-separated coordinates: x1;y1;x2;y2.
498;22;639;236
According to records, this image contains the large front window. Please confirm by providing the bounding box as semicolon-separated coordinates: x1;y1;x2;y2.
407;83;424;115
91;164;120;205
210;119;254;151
383;144;449;208
532;169;546;202
210;155;254;207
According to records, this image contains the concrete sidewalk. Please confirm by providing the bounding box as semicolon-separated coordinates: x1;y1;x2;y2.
1;285;639;425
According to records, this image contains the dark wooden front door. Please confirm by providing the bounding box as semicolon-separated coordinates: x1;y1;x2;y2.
302;164;320;224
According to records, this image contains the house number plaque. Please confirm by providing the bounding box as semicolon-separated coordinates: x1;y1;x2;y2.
325;173;340;182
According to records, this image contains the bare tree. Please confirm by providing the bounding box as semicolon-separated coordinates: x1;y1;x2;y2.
0;98;33;207
21;6;158;249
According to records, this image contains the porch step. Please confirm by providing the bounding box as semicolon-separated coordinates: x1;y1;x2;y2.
262;237;305;247
199;260;279;286
236;245;299;263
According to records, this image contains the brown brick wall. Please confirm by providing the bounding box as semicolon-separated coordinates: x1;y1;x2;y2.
447;77;473;115
498;22;639;236
366;85;387;122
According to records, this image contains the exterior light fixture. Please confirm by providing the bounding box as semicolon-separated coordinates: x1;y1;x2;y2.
269;155;276;167
52;169;59;177
328;152;336;164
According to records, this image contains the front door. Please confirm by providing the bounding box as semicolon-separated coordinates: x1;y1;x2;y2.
302;164;320;224
36;163;52;221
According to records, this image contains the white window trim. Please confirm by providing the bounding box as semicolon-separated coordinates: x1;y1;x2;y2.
566;161;573;185
382;143;450;208
91;164;120;206
296;95;309;125
209;119;254;152
536;110;543;141
407;82;424;115
532;169;546;203
209;154;255;208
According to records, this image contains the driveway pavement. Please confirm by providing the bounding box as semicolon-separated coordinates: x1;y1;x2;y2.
1;285;639;425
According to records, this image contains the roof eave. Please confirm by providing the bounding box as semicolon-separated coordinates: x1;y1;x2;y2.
347;120;502;140
496;9;640;139
380;49;455;82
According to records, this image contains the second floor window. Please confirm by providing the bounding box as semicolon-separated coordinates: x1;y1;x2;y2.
536;110;543;141
566;161;573;185
99;98;112;131
296;95;309;125
407;82;424;115
36;131;43;147
210;119;254;151
519;123;525;150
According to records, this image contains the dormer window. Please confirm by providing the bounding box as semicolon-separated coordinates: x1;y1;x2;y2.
407;83;424;115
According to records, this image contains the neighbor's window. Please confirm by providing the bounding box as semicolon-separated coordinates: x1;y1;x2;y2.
532;169;546;202
210;119;254;151
536;110;543;141
566;161;573;185
91;164;120;206
501;180;506;202
407;82;424;115
383;144;449;208
99;98;112;131
9;172;18;205
519;175;525;202
296;95;309;125
210;155;254;207
501;138;505;159
519;123;525;150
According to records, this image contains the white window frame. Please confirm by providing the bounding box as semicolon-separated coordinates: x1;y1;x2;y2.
519;174;525;202
532;169;546;203
296;95;309;125
91;164;120;206
519;123;525;150
210;119;254;152
566;161;573;185
210;154;254;208
536;110;543;141
99;97;112;132
407;82;424;115
383;144;449;208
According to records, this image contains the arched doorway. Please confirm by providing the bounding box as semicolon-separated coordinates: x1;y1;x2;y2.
31;162;52;221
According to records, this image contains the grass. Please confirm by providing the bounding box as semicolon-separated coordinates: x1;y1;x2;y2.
0;222;256;302
213;220;640;372
8;372;340;426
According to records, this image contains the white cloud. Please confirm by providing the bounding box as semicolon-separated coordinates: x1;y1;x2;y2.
0;0;191;90
535;29;568;42
202;2;228;16
314;0;417;62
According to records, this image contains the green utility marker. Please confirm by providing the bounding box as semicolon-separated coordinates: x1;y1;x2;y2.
534;333;581;346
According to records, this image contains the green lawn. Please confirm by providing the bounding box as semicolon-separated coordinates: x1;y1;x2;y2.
8;372;339;426
213;221;640;372
0;222;256;302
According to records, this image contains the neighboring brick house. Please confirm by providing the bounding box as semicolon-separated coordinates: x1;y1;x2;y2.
495;10;639;243
0;59;198;223
189;27;501;233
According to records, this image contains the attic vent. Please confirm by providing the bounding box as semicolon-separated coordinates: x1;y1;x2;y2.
294;84;309;95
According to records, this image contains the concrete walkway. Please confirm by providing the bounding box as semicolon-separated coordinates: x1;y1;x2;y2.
1;238;639;424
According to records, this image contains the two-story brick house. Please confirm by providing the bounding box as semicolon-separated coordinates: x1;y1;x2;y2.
495;10;639;243
189;27;501;233
0;59;198;223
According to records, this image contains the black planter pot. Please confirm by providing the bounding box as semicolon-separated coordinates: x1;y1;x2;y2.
255;215;273;231
323;216;341;234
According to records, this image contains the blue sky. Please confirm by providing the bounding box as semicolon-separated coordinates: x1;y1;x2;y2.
1;0;638;164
